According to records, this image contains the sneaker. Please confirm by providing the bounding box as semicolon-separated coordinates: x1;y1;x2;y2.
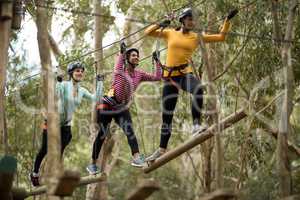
29;172;40;187
145;149;164;162
192;124;208;136
86;164;100;175
131;155;145;168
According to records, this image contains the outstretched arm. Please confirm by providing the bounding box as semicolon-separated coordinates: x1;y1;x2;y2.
202;19;231;43
201;9;238;43
82;79;103;103
144;24;169;38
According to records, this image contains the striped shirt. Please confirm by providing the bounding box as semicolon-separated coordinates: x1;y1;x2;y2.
110;54;161;104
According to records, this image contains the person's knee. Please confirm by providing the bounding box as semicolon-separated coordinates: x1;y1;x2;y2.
96;131;107;141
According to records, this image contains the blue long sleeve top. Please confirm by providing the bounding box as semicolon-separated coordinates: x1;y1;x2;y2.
56;80;103;126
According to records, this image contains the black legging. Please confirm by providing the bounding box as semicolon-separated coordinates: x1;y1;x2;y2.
33;126;72;173
160;73;203;149
92;107;139;160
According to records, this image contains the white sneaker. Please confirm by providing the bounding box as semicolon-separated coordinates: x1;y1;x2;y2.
145;149;164;162
131;155;146;168
192;124;208;136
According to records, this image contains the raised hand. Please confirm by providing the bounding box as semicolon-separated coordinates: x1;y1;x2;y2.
120;41;127;54
96;74;105;81
152;51;160;62
159;19;171;28
227;9;238;20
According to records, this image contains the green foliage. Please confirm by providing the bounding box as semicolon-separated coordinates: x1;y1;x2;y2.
4;0;300;199
242;170;278;200
116;0;135;14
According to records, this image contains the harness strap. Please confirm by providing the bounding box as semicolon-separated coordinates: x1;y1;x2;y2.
162;63;189;78
97;95;126;111
96;103;112;110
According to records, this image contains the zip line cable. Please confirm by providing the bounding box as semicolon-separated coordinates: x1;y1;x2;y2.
50;0;205;66
17;0;297;83
29;0;205;67
18;26;300;84
31;3;153;25
17;0;205;82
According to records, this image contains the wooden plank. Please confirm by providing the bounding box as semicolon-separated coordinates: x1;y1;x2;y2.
125;179;160;200
11;188;27;200
198;189;236;200
77;173;107;187
12;173;107;198
282;195;300;200
143;109;247;173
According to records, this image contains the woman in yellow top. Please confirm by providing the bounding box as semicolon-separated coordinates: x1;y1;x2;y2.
144;8;238;161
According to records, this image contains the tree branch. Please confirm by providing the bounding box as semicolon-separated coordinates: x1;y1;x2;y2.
213;36;250;82
48;32;63;59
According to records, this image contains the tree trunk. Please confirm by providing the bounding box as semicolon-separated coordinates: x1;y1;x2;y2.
276;0;297;197
197;7;218;192
206;10;224;189
0;2;13;155
36;0;61;199
48;32;63;59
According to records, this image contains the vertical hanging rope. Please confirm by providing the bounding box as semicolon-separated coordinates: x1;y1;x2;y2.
32;84;39;157
14;96;19;187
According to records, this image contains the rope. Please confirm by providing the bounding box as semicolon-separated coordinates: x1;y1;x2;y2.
16;46;168;87
16;0;298;84
16;0;205;84
133;102;147;155
32;0;205;68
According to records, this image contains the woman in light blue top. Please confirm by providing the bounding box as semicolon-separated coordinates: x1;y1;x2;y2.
30;62;103;186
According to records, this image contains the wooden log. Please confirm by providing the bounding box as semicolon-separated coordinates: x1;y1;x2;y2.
198;189;236;200
282;195;300;200
77;173;107;187
0;1;13;20
11;188;27;200
24;185;47;197
125;179;160;200
143;109;247;173
11;0;23;30
48;170;81;196
12;173;107;198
